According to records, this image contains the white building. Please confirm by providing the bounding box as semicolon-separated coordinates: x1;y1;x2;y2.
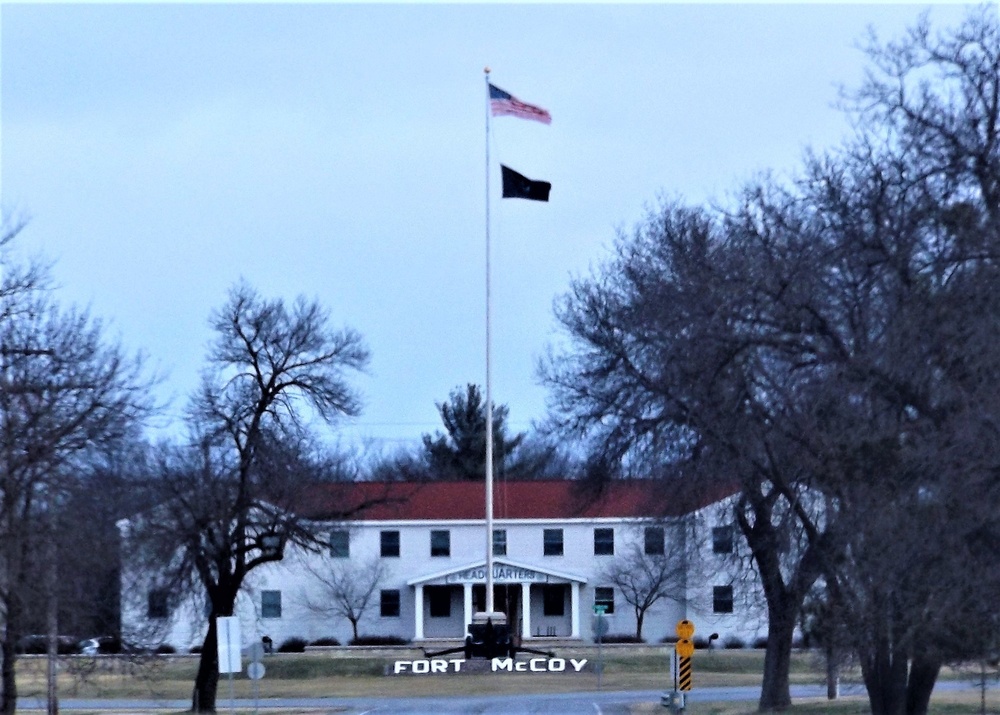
123;480;768;651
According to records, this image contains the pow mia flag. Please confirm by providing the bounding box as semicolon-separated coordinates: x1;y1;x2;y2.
500;165;551;202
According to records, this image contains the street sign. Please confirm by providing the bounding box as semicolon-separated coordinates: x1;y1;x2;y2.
675;638;694;658
216;616;241;674
247;661;266;680
675;619;695;640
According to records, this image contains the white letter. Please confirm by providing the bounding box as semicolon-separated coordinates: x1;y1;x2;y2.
412;660;429;674
394;661;411;674
492;657;514;672
450;659;464;672
431;660;447;673
549;658;566;672
530;658;546;672
570;658;588;672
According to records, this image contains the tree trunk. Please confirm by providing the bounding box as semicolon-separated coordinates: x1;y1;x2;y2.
825;643;839;700
861;635;909;715
0;632;16;715
635;610;644;642
758;603;795;711
1;597;19;715
905;655;940;715
351;618;359;643
192;615;220;713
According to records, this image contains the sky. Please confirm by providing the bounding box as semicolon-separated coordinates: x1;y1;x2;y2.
0;2;978;456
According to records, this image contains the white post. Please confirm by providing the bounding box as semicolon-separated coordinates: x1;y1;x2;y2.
570;583;581;638
414;585;425;640
521;583;532;640
463;583;473;634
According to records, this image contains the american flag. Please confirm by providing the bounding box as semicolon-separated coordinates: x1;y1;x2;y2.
489;83;551;125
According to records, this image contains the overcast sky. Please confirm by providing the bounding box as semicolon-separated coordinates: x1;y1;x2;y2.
1;2;975;454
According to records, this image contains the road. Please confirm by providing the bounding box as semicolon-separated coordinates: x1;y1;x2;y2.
15;680;982;714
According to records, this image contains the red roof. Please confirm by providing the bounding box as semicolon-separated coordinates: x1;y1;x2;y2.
296;479;736;522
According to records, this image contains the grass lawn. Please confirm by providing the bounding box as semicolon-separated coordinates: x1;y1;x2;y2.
12;647;1000;713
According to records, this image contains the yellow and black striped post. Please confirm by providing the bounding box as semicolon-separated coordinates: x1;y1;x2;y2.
678;655;693;691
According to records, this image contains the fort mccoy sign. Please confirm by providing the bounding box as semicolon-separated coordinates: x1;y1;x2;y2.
392;657;590;675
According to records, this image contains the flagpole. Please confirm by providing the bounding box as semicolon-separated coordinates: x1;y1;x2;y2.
483;66;495;617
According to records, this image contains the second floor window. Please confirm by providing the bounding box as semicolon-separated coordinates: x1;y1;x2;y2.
329;530;349;558
594;527;614;555
493;528;507;556
713;526;734;554
261;590;282;618
543;528;564;556
381;530;400;557
644;526;665;555
430;530;450;557
147;589;169;619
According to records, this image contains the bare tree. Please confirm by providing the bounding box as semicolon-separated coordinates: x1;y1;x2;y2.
602;541;684;641
129;281;369;713
0;220;151;715
301;555;384;642
544;10;1000;714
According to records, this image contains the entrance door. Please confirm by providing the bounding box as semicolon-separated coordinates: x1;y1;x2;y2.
472;584;521;636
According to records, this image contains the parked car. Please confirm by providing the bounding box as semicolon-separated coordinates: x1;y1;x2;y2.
17;635;79;655
76;636;121;655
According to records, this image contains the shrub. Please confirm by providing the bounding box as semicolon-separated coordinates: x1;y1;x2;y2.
155;644;177;654
693;636;710;649
310;637;341;647
723;636;745;649
277;637;308;653
349;635;409;646
600;634;645;644
189;645;203;654
753;636;769;649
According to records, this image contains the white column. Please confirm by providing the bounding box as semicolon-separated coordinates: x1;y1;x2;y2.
414;585;425;640
521;582;532;640
463;583;473;632
570;582;581;639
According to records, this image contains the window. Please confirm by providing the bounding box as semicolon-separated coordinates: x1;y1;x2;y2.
594;527;615;555
493;528;507;556
427;586;451;618
713;585;734;613
147;589;169;619
261;590;282;618
644;526;665;555
329;530;349;558
712;526;734;554
594;586;615;615
542;585;565;616
380;589;400;618
430;530;450;557
543;528;564;556
381;530;400;557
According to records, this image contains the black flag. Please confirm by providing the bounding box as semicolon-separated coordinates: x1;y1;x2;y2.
501;165;551;202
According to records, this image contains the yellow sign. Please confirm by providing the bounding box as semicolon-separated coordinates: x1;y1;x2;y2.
675;619;695;640
675;638;694;658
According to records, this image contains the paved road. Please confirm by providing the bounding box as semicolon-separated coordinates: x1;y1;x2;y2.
16;680;982;714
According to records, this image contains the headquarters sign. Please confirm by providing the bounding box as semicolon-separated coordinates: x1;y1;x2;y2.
445;565;550;584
